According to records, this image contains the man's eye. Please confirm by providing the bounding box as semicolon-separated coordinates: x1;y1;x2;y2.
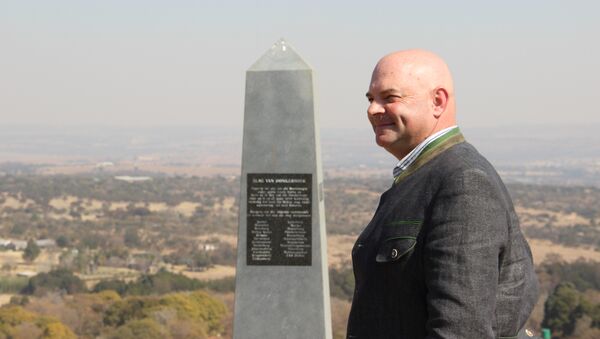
385;95;400;102
367;98;374;103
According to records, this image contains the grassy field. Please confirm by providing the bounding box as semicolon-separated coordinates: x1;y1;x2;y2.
528;239;600;263
0;250;61;274
0;294;12;306
327;235;354;267
45;195;203;217
517;206;590;228
179;265;236;281
327;234;600;265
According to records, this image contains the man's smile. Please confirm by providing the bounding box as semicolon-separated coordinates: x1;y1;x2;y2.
373;121;396;131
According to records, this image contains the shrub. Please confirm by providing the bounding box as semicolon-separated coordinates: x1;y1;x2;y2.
41;321;77;339
0;305;76;339
103;290;227;336
95;269;206;296
21;269;86;296
109;318;166;339
103;296;162;327
94;280;129;295
329;267;355;301
55;235;70;248
23;239;40;262
0;276;29;294
541;282;600;337
204;276;235;293
159;290;227;334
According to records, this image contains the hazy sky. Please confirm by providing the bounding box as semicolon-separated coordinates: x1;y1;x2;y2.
1;1;599;130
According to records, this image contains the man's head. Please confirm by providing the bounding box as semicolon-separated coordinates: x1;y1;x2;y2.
366;49;456;160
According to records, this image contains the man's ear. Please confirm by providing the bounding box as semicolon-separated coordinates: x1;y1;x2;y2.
432;87;449;118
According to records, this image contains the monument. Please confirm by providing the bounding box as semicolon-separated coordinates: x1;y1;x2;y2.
233;39;332;339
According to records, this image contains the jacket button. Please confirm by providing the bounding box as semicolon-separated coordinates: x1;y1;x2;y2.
391;249;398;259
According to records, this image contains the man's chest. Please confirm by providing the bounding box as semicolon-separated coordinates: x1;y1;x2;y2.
352;176;436;287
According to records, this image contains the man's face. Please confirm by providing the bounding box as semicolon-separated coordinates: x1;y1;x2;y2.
366;61;435;158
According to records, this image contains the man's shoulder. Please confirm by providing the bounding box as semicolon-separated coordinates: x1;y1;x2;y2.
430;141;509;196
395;141;506;196
433;141;497;175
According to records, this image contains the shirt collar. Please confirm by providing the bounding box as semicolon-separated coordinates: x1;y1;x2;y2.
393;125;458;178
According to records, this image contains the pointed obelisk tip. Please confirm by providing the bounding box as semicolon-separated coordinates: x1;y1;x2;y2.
248;38;312;71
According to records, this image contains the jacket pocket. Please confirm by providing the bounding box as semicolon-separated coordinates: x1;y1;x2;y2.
375;220;422;263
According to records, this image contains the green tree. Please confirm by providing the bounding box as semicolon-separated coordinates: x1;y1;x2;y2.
109;318;167;339
0;305;76;339
590;303;600;328
127;269;206;295
542;282;583;337
22;239;40;262
159;290;227;335
124;229;141;248
102;290;226;336
192;251;212;269
42;321;77;339
103;297;161;326
22;269;86;296
55;235;70;248
329;267;355;301
94;279;129;295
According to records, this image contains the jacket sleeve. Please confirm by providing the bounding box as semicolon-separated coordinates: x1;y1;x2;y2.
423;168;507;339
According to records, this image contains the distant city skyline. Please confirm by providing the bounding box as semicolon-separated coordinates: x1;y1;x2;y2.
1;1;599;129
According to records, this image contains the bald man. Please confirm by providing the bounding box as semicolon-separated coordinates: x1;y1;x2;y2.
347;50;539;339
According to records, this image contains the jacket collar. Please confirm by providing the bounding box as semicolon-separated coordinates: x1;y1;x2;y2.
393;127;465;185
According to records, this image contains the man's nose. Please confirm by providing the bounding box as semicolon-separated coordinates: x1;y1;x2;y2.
367;100;385;117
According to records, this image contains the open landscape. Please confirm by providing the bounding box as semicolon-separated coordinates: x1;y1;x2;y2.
0;125;599;338
0;163;599;338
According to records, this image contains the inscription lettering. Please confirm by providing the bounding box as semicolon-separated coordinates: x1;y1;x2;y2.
247;173;312;265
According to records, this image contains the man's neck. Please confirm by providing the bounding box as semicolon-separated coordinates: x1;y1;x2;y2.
392;125;459;177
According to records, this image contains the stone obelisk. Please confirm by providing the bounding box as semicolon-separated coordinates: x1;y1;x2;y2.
233;39;332;339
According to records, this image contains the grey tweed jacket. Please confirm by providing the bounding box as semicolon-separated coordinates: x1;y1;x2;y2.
347;131;539;339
